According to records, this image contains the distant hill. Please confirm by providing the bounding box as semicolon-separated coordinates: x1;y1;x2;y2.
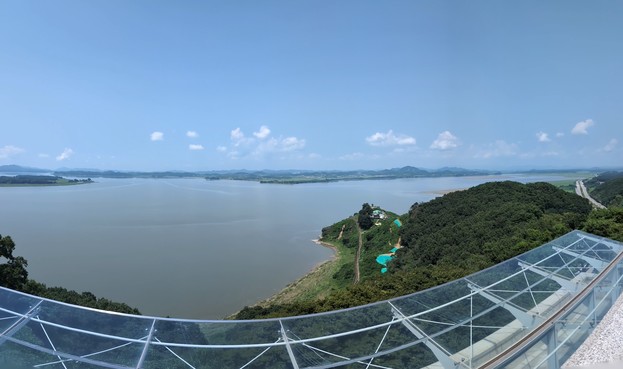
204;166;500;183
0;164;49;173
48;166;501;183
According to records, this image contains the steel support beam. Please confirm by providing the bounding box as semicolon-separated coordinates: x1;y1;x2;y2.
0;300;43;346
553;246;608;270
389;303;458;369
467;283;540;329
518;261;580;293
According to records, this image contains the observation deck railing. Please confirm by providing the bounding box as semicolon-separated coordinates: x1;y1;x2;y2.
0;230;621;369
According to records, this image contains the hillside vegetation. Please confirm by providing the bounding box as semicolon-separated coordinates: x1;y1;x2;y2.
585;171;623;207
235;181;595;319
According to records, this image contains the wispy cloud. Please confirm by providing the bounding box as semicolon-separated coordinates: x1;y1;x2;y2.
253;125;271;139
150;131;164;141
0;145;25;159
474;140;518;159
189;144;204;151
604;139;618;152
430;131;459;150
256;137;306;153
339;152;365;160
556;132;565;138
230;128;249;147
186;131;198;138
536;131;551;142
366;130;416;146
216;146;227;152
56;148;74;161
571;119;594;135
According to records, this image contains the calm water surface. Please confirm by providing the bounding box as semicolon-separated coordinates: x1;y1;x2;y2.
0;175;563;318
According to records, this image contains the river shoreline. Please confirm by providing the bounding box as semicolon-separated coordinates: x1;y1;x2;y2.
228;238;340;318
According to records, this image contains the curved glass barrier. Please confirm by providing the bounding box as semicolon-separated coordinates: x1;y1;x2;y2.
0;230;621;368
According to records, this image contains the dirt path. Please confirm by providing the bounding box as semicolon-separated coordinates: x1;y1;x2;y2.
354;220;362;284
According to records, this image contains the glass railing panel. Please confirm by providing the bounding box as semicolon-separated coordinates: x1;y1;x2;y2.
36;300;152;339
497;332;551;369
468;260;524;291
0;340;80;369
154;318;282;345
0;288;42;316
142;344;294;369
280;302;392;341
10;318;144;367
287;321;419;367
329;342;437;369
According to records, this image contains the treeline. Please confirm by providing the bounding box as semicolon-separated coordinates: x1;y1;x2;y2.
235;181;599;319
0;175;92;185
585;171;623;207
0;234;139;314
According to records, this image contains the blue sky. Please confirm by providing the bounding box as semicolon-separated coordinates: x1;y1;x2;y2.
1;1;621;171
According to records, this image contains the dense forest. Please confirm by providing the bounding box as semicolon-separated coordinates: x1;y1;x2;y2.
585;171;623;207
235;181;618;319
0;234;139;314
0;175;93;185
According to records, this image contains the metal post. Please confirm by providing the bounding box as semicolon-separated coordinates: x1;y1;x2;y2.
279;320;300;369
136;319;156;369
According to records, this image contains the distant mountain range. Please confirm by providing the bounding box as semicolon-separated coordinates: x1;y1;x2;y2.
2;164;617;185
1;164;503;184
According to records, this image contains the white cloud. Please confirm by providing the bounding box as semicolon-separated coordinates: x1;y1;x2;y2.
571;119;594;135
280;136;305;151
56;148;74;161
189;144;204;151
430;131;459;150
223;126;306;158
604;139;618;152
150;131;164;141
474;140;518;159
230;128;244;140
256;136;306;154
186;131;198;138
0;145;25;159
556;132;565;138
536;131;551;142
253;125;271;139
366;130;416;146
38;153;50;158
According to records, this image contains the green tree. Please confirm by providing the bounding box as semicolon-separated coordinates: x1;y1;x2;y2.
358;203;373;230
0;234;28;290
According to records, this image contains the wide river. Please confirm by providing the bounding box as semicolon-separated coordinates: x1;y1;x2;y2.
0;174;564;318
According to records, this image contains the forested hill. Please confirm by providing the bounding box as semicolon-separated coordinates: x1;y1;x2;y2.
396;181;591;271
585;171;623;207
236;181;594;319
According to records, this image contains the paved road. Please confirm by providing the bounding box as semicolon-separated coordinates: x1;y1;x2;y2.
576;180;606;209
